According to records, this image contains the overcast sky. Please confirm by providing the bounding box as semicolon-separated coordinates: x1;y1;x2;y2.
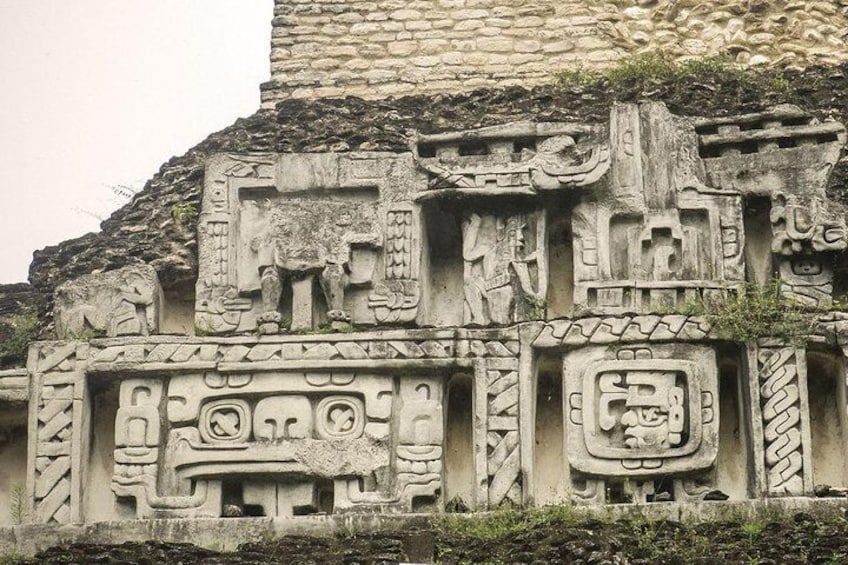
0;0;273;283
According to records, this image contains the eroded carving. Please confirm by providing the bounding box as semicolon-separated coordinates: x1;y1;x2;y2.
30;370;85;525
368;207;421;324
463;211;545;325
414;121;609;196
485;360;522;506
197;153;420;334
54;265;161;339
20;102;848;528
573;103;745;314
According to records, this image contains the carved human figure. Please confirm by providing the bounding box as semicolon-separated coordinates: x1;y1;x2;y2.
248;200;364;333
256;246;351;333
462;212;541;325
54;265;160;338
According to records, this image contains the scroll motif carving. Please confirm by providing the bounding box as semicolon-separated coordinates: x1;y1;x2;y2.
564;344;718;479
771;195;847;256
23;101;848;527
112;379;166;514
111;369;396;518
756;347;807;496
414;121;610;196
396;378;443;511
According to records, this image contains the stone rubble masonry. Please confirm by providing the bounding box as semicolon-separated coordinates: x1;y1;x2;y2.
261;0;848;107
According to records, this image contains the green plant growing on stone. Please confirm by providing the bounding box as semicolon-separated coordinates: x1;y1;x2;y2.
171;203;198;226
741;520;764;543
63;326;105;341
0;551;24;565
0;307;39;366
526;296;547;321
554;64;600;87
554;51;782;98
194;318;215;337
337;519;359;540
704;280;813;344
657;280;813;344
437;502;579;542
9;482;27;525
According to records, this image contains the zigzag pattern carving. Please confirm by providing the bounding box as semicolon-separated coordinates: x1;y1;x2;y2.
533;315;714;349
34;384;74;523
90;338;520;366
486;367;521;506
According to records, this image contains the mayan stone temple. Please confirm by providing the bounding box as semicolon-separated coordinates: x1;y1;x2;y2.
4;0;848;556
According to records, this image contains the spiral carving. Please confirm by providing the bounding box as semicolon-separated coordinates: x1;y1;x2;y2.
758;348;804;495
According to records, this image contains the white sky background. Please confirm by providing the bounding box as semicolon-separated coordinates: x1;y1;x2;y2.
0;0;273;283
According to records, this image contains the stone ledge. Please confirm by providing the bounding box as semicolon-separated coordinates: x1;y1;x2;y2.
0;514;431;557
0;369;28;404
3;498;848;557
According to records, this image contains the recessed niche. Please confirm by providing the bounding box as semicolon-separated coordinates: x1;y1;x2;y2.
807;351;848;489
533;354;566;505
546;212;574;318
445;373;474;509
0;404;27;527
714;354;750;501
743;195;773;285
421;201;464;327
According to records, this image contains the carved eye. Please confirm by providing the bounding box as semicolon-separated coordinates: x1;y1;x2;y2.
199;400;251;443
210;409;241;438
315;396;365;440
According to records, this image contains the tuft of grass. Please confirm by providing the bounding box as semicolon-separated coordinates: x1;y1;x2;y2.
437;503;579;541
555;51;783;94
170;203;198;226
741;521;764;543
704;280;813;344
0;551;25;565
10;482;28;525
660;280;813;344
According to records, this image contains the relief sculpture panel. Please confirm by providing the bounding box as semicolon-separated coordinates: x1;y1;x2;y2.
196;153;419;334
14;102;848;531
462;210;545;326
564;343;718;479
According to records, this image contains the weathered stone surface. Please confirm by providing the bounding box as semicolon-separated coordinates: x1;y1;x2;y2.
12;0;848;540
26;63;848;314
263;0;848;104
54;265;162;339
12;99;848;526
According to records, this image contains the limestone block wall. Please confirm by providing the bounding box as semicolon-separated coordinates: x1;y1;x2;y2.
261;0;848;107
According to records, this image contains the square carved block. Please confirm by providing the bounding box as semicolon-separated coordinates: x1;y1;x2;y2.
564;343;718;477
